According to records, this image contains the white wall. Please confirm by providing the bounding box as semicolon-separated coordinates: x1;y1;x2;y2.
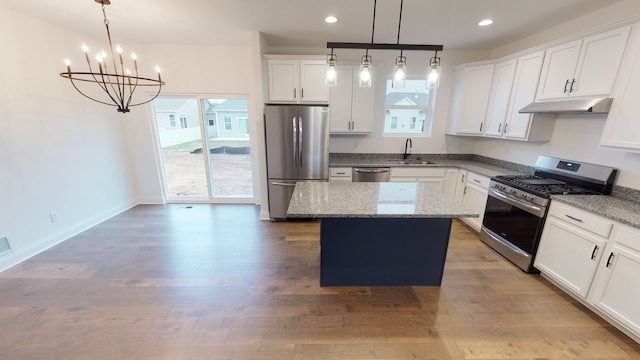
457;2;640;190
0;6;137;271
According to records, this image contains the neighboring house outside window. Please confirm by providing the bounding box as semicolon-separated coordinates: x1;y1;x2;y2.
391;117;398;129
209;119;214;126
383;78;435;136
238;116;249;135
169;114;176;128
179;115;188;128
224;115;232;130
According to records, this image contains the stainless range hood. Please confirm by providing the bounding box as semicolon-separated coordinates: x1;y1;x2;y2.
519;98;613;114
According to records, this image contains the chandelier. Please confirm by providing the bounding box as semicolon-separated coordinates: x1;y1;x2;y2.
326;0;443;89
60;0;165;113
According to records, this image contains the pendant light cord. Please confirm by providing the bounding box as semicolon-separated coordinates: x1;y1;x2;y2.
396;0;403;45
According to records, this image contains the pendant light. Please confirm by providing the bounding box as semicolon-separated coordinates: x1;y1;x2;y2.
325;49;337;87
391;0;406;89
326;0;443;89
427;51;441;89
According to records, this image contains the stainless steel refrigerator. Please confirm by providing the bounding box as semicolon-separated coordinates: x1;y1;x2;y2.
264;104;329;220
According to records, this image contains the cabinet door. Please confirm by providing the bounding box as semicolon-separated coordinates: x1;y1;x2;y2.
591;241;640;336
299;61;329;102
444;168;459;199
572;26;631;98
350;69;374;133
484;59;517;137
536;40;582;100
418;177;445;193
461;182;488;232
534;216;607;298
454;170;467;203
504;51;545;140
268;60;298;102
454;64;495;135
329;66;354;133
600;26;640;151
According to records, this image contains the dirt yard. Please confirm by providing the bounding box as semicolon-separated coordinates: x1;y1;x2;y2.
162;151;253;198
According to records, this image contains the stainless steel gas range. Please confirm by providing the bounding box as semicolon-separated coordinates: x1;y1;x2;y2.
480;155;617;273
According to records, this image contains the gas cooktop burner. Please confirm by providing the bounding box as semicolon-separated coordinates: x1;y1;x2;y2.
492;175;600;198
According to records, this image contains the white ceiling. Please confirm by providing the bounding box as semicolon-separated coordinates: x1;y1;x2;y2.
0;0;621;50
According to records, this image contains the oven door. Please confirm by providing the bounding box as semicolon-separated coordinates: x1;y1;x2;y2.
479;187;546;272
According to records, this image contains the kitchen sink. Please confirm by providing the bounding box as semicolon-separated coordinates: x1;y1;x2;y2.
386;159;436;165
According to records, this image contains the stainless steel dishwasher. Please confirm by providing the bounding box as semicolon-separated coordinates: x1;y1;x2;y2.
352;167;391;182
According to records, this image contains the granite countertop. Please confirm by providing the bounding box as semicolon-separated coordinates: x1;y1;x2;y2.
551;195;640;229
287;182;479;219
329;158;526;178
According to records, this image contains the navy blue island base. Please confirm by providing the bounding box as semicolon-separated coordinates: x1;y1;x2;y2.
319;217;453;286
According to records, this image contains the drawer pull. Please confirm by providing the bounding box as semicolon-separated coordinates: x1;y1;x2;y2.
473;179;481;183
336;172;346;175
606;252;615;268
565;214;583;223
591;245;599;260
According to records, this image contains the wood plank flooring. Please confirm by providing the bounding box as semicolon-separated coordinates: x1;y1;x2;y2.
1;204;639;359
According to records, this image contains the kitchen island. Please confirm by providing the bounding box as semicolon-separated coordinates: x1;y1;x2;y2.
287;182;478;286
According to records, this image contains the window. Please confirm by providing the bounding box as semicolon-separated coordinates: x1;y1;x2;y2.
238;116;249;135
208;119;214;126
180;115;188;128
169;114;176;128
384;78;435;136
224;115;232;130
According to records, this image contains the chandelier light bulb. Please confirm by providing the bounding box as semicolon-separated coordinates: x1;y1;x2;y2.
82;43;89;53
155;66;162;74
392;55;406;89
64;59;71;66
325;52;337;87
359;54;372;88
131;53;137;60
116;45;122;54
427;55;441;89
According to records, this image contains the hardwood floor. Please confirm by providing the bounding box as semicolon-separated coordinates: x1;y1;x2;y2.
1;204;639;359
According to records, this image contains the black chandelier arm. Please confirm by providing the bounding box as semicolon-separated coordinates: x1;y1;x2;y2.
126;80;163;108
61;73;120;108
124;73;141;110
98;73;125;109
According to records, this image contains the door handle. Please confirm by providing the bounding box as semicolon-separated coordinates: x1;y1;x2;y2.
606;252;615;267
298;118;303;168
292;117;298;168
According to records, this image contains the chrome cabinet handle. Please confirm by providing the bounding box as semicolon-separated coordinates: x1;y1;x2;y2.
565;214;583;222
591;245;599;260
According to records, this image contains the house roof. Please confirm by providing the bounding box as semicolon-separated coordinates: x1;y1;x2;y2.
152;99;191;112
386;92;428;106
205;99;248;112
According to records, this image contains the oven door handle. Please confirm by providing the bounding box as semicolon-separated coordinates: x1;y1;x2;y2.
488;187;545;218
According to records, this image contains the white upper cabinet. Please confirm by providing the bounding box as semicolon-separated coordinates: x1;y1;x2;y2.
536;26;631;100
484;59;517;137
600;25;640;152
329;65;374;134
267;58;329;103
484;51;552;141
448;63;495;135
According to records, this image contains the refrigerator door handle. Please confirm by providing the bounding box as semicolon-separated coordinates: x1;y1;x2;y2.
271;181;298;187
292;117;298;168
298;117;303;168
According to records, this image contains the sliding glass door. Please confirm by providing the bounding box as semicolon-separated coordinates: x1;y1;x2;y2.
152;96;254;202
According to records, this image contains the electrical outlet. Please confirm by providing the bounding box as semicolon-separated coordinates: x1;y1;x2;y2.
49;212;58;223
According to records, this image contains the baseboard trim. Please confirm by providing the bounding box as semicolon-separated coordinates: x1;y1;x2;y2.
0;200;137;273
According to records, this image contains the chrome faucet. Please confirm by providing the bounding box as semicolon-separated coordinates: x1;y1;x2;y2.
403;138;412;159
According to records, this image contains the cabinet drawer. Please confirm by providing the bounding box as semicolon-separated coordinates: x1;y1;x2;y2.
548;202;613;238
466;172;490;188
330;167;352;177
614;225;640;252
390;167;445;177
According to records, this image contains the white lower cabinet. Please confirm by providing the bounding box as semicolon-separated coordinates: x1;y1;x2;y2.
536;201;640;342
590;225;640;339
535;206;610;298
329;167;352;182
455;171;489;232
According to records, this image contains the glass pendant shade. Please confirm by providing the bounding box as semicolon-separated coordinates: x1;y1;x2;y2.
392;55;406;88
325;53;337;87
359;55;372;88
427;56;441;89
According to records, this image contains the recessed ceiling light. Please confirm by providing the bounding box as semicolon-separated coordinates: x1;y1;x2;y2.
325;16;338;24
478;19;494;26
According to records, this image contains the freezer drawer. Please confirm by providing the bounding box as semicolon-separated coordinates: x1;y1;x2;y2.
268;180;299;220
